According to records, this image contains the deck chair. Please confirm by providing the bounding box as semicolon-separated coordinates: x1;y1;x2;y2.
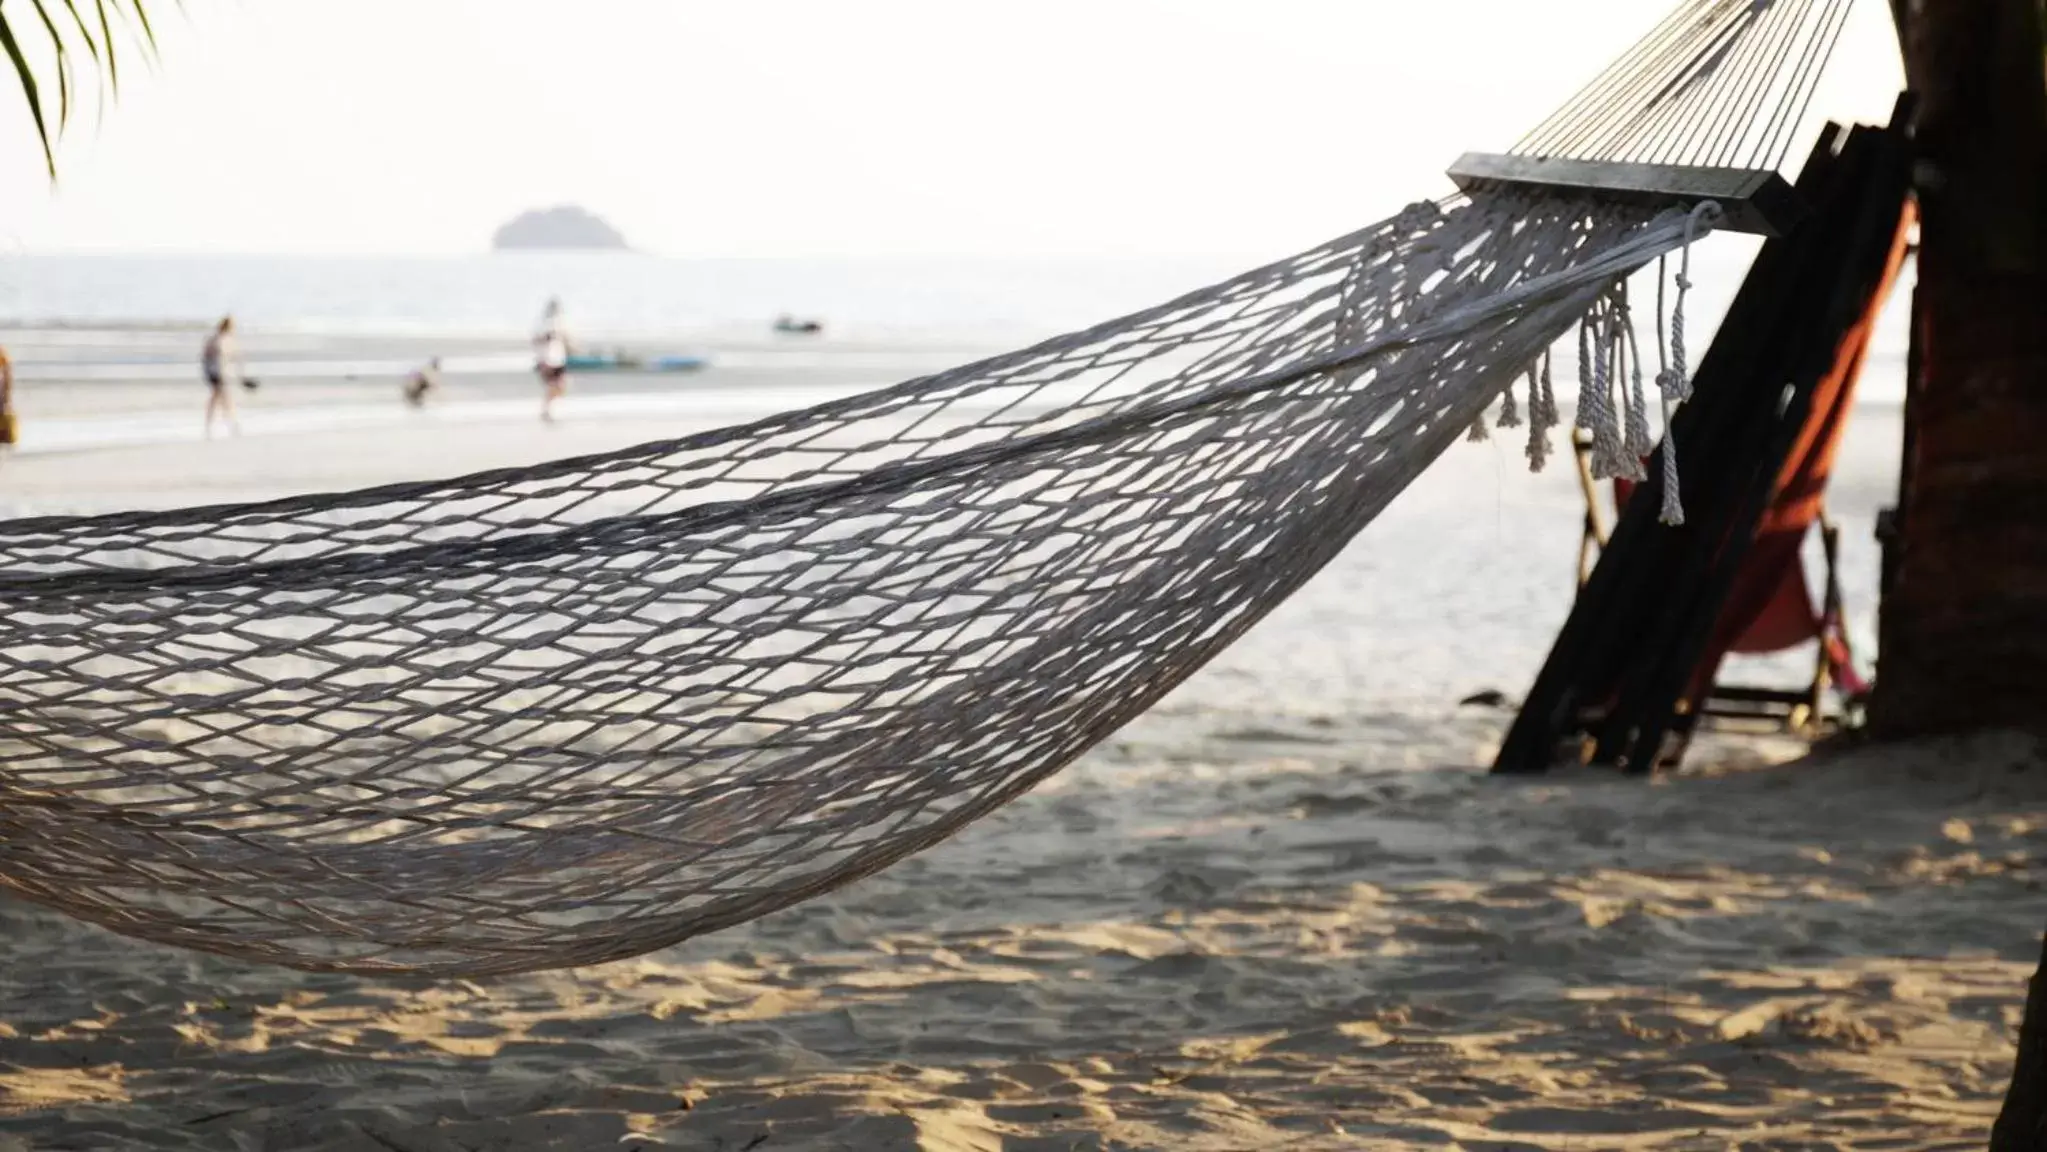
1566;198;1907;755
1573;433;1867;740
1495;110;1915;776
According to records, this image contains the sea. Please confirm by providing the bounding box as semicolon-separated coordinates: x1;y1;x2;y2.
0;238;1908;374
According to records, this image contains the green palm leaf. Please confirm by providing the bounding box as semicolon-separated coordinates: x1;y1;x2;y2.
1;0;168;179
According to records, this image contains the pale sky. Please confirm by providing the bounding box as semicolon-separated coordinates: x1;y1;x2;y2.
0;0;1904;258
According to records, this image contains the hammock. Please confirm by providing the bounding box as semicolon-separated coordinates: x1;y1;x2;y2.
0;0;1853;976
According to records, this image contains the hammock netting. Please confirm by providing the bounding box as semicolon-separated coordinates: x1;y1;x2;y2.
0;0;1854;976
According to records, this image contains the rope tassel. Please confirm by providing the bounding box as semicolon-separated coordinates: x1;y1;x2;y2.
1659;399;1685;526
1618;289;1653;480
1654;203;1719;405
1527;351;1557;473
1645;202;1722;525
1584;305;1627;480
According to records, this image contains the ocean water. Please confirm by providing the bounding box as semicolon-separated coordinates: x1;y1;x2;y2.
0;237;1909;369
0;251;1266;347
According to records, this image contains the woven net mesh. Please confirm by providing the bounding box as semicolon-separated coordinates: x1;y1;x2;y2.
0;192;1710;975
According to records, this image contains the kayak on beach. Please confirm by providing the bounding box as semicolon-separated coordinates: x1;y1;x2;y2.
564;351;709;373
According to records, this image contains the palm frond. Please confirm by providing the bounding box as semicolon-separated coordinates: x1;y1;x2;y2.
2;0;169;179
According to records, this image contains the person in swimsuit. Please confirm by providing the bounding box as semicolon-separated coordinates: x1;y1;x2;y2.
202;316;242;438
535;298;570;422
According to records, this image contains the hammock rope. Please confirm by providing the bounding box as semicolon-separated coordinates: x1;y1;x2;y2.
0;0;1852;975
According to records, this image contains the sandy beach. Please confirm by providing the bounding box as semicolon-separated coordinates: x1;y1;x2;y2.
0;324;2039;1151
2;727;2039;1151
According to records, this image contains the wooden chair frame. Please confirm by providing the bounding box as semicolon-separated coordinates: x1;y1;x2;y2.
1570;430;1850;751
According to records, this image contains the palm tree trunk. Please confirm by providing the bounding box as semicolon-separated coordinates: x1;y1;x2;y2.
1871;0;2047;738
1878;5;2047;1148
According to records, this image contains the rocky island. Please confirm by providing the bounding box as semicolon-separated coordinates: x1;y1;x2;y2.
492;206;631;251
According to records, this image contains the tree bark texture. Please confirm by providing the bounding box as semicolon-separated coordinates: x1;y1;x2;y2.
1869;0;2047;739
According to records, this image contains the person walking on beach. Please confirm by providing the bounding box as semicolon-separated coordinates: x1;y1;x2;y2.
404;357;442;408
0;342;16;449
534;298;570;422
202;316;243;438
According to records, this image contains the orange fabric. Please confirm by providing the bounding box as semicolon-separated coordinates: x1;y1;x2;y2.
1684;201;1913;700
1729;558;1826;654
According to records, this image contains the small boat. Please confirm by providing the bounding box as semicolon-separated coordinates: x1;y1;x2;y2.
772;314;824;335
